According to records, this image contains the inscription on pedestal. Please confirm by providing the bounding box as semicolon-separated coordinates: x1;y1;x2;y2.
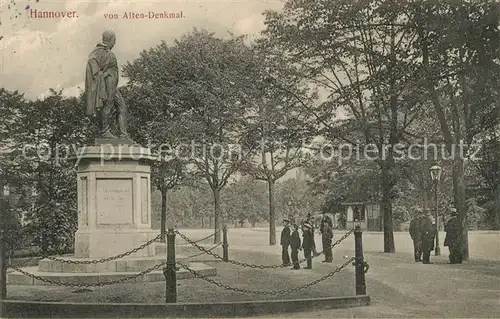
96;178;133;227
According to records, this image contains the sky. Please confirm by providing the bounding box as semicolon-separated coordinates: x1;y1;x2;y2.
0;0;285;100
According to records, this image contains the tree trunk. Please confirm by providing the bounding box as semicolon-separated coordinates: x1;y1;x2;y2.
451;158;469;260
160;187;167;243
201;216;204;229
416;12;471;261
495;182;500;230
494;132;500;230
268;179;276;246
213;187;222;244
381;163;395;253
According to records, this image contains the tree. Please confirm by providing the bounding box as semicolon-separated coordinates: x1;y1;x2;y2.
241;44;316;245
164;184;214;228
221;176;268;227
410;0;500;258
275;176;322;224
5;90;93;253
305;156;381;209
0;89;24;151
124;29;258;243
119;83;194;242
471;128;500;229
262;0;426;252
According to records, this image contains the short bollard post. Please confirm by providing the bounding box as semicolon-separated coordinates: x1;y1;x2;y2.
222;225;229;262
164;228;176;303
0;230;7;318
354;225;367;295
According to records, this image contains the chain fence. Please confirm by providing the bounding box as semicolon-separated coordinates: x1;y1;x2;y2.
175;229;354;269
7;234;162;268
44;234;162;265
192;232;216;243
176;257;355;295
9;261;168;288
186;242;222;259
177;232;216;245
7;250;43;269
5;228;359;291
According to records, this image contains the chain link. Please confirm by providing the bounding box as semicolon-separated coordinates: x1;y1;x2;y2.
175;229;354;269
6;229;357;289
9;261;168;288
315;229;355;257
7;234;162;269
8;250;43;269
43;234;162;265
186;242;222;259
176;257;355;295
189;232;216;244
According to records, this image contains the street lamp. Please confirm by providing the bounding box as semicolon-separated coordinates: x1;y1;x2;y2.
430;165;442;256
354;218;361;229
3;186;9;197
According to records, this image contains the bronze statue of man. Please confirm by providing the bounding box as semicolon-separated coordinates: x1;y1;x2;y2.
85;30;129;140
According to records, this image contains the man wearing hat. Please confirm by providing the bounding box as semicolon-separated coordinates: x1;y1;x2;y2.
290;223;302;270
444;207;462;264
320;211;333;233
420;210;436;264
301;222;315;269
409;207;424;262
280;219;291;266
304;212;319;256
320;211;334;262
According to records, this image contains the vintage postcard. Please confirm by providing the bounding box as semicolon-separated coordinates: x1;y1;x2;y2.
0;0;499;318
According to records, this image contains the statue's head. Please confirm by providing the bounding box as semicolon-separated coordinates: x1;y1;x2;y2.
102;30;116;49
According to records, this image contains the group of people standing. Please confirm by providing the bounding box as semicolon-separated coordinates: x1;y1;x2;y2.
280;211;335;270
409;206;463;264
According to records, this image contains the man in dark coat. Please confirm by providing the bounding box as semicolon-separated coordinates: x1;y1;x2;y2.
444;208;463;264
320;211;333;232
320;211;333;262
301;222;315;269
420;212;436;264
280;219;291;266
290;224;301;270
304;213;318;256
321;223;334;263
409;209;423;262
85;30;129;139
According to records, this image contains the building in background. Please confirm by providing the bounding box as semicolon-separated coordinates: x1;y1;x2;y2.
340;202;382;231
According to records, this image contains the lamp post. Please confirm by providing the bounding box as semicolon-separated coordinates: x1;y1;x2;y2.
430;165;442;256
354;218;361;229
287;200;293;222
353;218;366;295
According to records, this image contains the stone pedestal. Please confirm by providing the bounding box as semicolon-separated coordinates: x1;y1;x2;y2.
7;142;217;285
74;144;157;258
